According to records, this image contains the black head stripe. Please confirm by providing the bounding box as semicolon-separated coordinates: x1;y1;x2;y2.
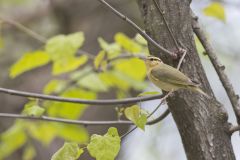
147;56;161;62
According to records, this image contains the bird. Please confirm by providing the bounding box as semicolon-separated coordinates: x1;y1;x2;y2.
142;55;209;98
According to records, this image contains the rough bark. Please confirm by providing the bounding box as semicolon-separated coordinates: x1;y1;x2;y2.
137;0;235;159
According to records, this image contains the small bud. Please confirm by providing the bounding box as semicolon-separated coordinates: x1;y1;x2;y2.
203;51;208;55
219;65;225;70
172;53;178;60
193;16;199;21
236;95;240;100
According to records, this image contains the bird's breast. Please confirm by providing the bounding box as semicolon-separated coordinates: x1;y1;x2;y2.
147;71;180;92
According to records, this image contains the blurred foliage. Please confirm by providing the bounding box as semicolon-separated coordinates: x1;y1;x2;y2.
0;121;26;159
138;91;160;97
0;37;3;49
0;2;227;158
22;101;45;117
10;51;50;78
22;144;36;160
0;0;30;5
203;2;226;22
45;88;96;119
0;31;149;159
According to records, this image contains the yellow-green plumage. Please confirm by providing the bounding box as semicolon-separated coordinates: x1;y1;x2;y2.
144;56;209;98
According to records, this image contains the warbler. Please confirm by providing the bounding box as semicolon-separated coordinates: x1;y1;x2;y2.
142;55;209;98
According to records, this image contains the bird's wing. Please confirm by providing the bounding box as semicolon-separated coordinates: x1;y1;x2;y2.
150;64;196;86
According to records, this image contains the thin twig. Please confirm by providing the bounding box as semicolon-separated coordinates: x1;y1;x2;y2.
147;108;170;125
120;126;137;139
58;68;94;94
192;12;240;125
0;15;97;60
0;87;164;105
95;0;176;58
107;54;145;63
0;111;169;126
177;50;186;69
0;16;47;43
0;113;132;125
152;0;179;49
76;50;95;59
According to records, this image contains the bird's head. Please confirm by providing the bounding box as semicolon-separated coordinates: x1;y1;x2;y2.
143;55;163;69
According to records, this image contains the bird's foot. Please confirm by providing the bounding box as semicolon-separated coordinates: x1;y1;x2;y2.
161;90;174;101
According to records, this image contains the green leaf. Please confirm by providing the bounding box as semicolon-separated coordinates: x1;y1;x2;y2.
113;58;146;81
94;51;107;70
55;124;89;143
0;0;30;5
116;90;127;99
195;36;205;55
114;33;142;53
124;105;147;130
27;122;89;146
137;115;148;130
51;142;83;160
26;121;89;146
27;122;57;145
112;71;147;90
0;36;4;49
203;2;226;22
138;91;161;97
22;103;45;117
0;122;27;159
45;32;84;61
99;71;130;90
10;50;50;78
43;79;67;94
98;37;121;58
77;73;109;92
87;127;120;160
22;145;36;160
46;88;96;119
134;34;147;45
70;66;92;80
52;55;88;75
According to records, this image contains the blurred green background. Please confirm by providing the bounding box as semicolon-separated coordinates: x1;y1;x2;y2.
0;0;239;159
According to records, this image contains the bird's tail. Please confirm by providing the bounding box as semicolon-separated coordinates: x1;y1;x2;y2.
189;86;210;99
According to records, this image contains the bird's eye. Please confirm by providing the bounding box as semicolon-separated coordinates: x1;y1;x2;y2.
150;58;154;61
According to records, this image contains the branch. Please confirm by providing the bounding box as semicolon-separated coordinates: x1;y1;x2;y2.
0;113;132;125
192;13;240;125
95;0;176;58
107;53;145;63
0;16;46;43
0;16;166;106
0;87;164;105
229;125;240;134
147;108;170;125
0;110;169;126
152;0;179;49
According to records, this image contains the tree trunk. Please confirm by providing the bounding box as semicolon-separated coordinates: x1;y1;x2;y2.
137;0;235;159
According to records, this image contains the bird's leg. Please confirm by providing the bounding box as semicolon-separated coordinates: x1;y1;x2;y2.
161;90;174;102
177;49;187;70
174;40;187;65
